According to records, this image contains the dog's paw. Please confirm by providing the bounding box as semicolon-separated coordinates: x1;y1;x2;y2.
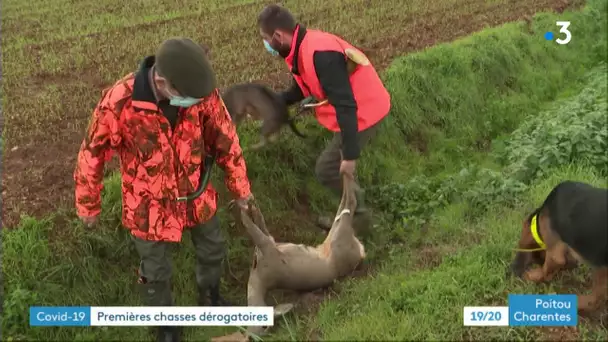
211;331;249;342
565;256;580;270
524;268;545;283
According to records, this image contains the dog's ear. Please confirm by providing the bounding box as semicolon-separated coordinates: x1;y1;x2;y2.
509;211;540;278
518;213;536;248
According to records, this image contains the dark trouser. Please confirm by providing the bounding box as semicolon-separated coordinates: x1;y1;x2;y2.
132;215;226;307
315;118;382;197
314;118;383;232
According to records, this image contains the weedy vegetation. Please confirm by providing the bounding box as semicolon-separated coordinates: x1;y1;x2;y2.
2;0;607;341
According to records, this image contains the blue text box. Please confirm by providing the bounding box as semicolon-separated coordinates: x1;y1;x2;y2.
30;306;91;326
508;294;577;326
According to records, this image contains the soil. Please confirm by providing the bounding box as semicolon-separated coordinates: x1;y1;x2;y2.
1;0;583;227
2;2;592;340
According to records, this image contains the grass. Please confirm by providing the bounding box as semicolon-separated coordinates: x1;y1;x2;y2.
1;0;538;142
0;0;582;220
268;64;608;341
2;0;608;341
307;166;608;342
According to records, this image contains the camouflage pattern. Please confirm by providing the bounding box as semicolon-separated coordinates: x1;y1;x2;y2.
74;73;251;242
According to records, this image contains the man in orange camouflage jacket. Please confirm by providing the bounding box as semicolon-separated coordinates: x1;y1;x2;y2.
74;38;252;342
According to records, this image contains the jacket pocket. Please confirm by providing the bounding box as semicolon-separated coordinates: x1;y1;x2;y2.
191;187;218;225
122;181;152;233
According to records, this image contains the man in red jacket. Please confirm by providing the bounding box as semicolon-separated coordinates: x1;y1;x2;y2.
257;4;391;232
74;38;253;342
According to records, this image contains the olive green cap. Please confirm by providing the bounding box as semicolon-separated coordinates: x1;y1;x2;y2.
155;37;216;98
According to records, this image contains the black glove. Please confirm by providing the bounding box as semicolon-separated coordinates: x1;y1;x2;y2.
279;82;305;107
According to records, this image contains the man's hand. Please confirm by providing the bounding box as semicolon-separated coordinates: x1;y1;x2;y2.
340;159;356;177
235;193;254;211
79;215;98;228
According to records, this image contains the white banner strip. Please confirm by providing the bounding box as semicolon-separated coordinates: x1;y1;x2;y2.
90;306;274;326
463;306;509;326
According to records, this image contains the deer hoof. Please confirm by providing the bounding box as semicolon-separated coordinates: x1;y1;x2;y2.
274;303;294;317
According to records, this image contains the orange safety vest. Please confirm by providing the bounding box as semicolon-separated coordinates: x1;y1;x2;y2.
285;26;391;132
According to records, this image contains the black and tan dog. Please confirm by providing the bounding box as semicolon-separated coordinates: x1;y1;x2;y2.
212;173;366;342
510;180;608;313
222;82;306;151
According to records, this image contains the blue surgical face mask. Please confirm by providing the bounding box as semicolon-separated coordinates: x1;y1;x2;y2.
169;96;200;108
263;40;279;57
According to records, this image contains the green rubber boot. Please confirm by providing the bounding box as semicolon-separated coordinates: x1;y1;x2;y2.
138;281;181;342
352;187;372;236
197;282;234;306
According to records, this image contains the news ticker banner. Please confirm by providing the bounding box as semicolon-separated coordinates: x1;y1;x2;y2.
30;306;273;327
464;294;577;327
30;294;577;328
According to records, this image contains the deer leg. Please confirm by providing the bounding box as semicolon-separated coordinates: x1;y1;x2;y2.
248;138;267;151
245;271;270;339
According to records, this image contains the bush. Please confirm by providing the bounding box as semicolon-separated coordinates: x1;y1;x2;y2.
500;64;608;183
373;65;608;229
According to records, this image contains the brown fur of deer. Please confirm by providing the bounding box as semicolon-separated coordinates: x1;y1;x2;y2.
212;173;366;341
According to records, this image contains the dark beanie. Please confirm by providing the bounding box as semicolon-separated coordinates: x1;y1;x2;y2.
155;38;216;98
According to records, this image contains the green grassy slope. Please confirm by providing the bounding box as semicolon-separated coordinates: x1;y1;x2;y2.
2;0;607;341
273;66;607;341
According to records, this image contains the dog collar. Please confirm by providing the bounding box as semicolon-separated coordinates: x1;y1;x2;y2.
530;214;546;250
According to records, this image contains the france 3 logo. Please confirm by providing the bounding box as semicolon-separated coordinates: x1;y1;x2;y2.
544;21;572;45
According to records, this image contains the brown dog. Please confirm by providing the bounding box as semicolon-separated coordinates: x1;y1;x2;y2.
212;173;366;341
222;82;305;151
510;181;608;314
